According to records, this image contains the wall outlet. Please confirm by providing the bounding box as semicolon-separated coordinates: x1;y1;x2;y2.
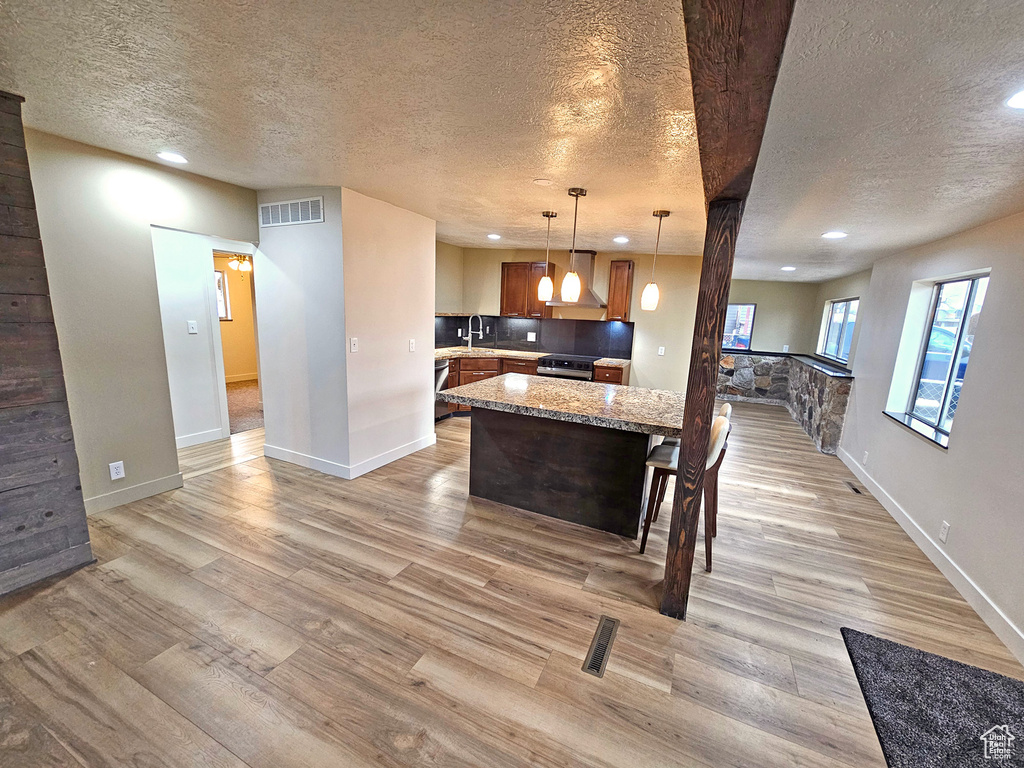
409;339;416;352
527;331;536;342
939;521;950;544
783;344;790;353
349;337;359;353
457;328;462;338
486;326;491;334
109;461;125;481
862;451;869;465
658;346;665;356
187;320;198;335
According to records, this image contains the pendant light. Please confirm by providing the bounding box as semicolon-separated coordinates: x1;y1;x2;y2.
538;210;557;302
641;210;670;311
227;254;252;272
560;187;587;303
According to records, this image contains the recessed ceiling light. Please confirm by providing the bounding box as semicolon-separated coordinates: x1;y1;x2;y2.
821;231;848;239
613;236;629;244
780;266;796;272
1006;90;1024;109
487;233;501;240
533;178;553;186
156;151;188;164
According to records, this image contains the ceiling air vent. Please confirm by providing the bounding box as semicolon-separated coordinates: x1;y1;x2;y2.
259;196;324;228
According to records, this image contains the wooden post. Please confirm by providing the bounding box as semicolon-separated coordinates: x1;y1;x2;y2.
660;198;742;618
660;0;795;618
0;91;93;595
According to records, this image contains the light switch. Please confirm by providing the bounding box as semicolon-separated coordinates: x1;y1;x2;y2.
527;332;537;342
350;337;359;353
658;346;665;356
187;320;198;335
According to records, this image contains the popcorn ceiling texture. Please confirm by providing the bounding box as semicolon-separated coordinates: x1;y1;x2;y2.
0;0;705;256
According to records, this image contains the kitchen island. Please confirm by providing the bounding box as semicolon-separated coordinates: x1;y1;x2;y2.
438;374;686;538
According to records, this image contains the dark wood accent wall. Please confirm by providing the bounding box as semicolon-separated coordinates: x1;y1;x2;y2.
661;0;795;619
0;91;93;595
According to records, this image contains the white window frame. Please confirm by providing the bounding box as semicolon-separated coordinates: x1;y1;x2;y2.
817;297;859;364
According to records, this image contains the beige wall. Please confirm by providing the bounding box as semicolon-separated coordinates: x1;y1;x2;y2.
213;254;259;382
27;130;258;511
459;247;702;391
435;241;464;313
839;212;1024;662
813;269;873;366
727;279;821;353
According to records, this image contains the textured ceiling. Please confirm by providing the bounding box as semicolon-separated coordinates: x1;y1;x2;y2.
0;0;707;257
735;0;1024;281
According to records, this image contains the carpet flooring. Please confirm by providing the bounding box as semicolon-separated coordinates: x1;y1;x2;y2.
842;627;1024;767
226;379;263;433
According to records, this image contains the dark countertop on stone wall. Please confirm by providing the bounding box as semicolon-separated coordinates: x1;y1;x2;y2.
723;350;853;379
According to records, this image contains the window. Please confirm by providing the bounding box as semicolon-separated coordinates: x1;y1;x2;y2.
722;304;756;350
214;270;231;320
908;275;988;434
819;298;859;364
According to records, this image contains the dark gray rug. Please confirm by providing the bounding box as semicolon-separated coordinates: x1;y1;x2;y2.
842;627;1024;766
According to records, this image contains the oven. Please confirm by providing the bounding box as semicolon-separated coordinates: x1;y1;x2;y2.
536;354;600;381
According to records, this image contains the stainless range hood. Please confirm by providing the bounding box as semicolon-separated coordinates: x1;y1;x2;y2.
547;250;607;308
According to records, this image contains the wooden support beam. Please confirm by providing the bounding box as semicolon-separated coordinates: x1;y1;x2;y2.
661;0;795;619
661;198;741;618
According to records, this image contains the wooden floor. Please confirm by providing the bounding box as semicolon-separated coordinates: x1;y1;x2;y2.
2;402;1020;767
177;427;265;479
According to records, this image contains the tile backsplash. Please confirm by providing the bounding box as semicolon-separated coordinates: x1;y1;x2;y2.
435;315;634;360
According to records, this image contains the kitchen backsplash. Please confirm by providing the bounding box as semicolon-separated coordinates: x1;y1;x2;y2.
434;315;634;359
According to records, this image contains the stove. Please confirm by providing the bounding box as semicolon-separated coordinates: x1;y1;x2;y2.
536;354;601;381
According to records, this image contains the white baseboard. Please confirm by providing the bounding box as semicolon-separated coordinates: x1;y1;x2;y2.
84;472;184;514
225;373;259;384
838;447;1024;664
263;433;437;481
175;427;230;449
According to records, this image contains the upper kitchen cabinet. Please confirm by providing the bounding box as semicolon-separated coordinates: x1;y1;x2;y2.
606;260;635;321
500;261;553;318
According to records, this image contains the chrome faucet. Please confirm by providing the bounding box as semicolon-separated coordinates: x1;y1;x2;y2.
468;314;484;349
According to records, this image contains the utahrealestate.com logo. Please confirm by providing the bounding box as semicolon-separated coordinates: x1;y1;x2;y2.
980;725;1015;761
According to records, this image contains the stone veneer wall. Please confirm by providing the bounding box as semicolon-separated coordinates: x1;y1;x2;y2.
718;352;851;455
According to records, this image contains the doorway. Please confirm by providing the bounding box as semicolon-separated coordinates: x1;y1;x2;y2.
213;251;263;434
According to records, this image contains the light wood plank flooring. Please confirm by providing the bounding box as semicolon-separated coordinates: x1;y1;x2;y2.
2;402;1020;767
177;427;265;479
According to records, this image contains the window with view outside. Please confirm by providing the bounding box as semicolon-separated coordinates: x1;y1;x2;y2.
910;276;988;433
722;304;756;350
820;298;859;363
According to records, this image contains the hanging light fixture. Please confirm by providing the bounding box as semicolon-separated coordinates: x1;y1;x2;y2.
641;210;670;311
538;211;557;302
560;188;587;303
228;254;253;273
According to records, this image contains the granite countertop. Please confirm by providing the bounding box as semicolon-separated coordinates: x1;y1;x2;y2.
434;346;630;369
437;373;685;436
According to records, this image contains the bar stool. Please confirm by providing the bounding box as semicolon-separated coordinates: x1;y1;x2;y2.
659;403;731;448
639;415;731;572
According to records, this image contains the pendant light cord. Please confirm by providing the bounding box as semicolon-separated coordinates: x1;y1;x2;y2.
651;215;663;281
545;215;551;271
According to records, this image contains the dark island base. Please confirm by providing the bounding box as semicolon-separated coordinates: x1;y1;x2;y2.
468;408;652;538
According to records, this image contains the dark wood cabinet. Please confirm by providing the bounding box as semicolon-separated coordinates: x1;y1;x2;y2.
527;262;553;319
606;260;635;322
594;365;629;385
501;358;538;375
501;261;552;318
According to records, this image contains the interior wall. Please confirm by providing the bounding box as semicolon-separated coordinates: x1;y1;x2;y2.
255;187;350;474
727;279;820;353
460;247;702;391
213;253;259;382
26;130;258;512
343;189;436;474
838;210;1024;662
435;240;464;313
152;229;252;448
813;268;873;366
